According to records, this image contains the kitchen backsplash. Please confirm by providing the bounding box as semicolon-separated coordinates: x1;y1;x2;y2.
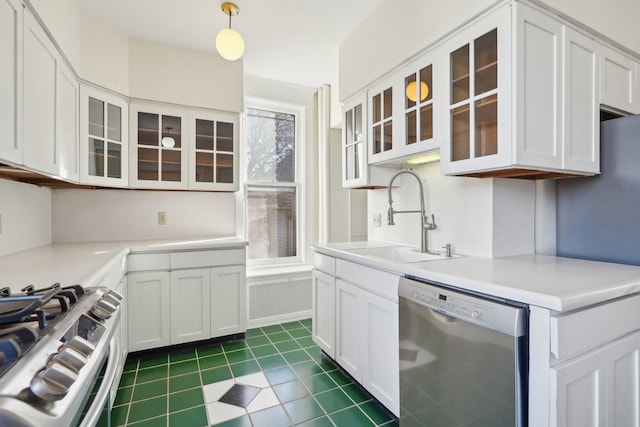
0;179;52;256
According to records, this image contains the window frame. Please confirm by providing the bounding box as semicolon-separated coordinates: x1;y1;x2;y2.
242;98;306;267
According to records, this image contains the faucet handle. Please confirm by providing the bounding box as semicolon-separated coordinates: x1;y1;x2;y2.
424;214;437;230
442;243;452;257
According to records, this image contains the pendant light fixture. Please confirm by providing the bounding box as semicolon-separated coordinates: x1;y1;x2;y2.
406;80;429;103
216;2;244;61
161;127;176;148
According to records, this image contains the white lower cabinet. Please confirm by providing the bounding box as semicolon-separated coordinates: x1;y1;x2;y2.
312;253;400;417
127;271;171;352
127;248;246;352
552;330;640;427
211;265;246;336
335;279;363;379
170;269;211;344
311;269;335;357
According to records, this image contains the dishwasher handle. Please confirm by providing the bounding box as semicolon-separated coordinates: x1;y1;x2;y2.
399;277;527;337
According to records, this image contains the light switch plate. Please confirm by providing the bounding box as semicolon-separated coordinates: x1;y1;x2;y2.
373;213;381;227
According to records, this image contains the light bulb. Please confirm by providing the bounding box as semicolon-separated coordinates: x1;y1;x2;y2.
406;81;429;103
216;28;245;61
161;136;175;148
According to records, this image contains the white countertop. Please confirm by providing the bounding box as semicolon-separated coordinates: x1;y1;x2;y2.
312;241;640;312
0;237;247;293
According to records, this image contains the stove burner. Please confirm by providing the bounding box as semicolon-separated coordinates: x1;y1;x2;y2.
0;284;86;379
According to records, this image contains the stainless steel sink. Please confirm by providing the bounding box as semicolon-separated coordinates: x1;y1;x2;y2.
346;246;459;263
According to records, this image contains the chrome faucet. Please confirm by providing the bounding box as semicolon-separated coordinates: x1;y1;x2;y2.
387;170;437;254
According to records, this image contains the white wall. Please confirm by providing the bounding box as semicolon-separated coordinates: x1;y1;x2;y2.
79;11;130;94
129;38;243;112
0;180;52;256
367;162;535;257
52;189;236;243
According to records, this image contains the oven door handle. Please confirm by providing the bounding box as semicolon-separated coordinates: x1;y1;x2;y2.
80;336;120;427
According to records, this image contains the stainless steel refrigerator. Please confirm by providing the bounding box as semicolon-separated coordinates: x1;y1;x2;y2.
557;113;640;266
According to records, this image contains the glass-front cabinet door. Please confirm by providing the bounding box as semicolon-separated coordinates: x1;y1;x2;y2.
130;104;188;189
342;94;367;188
441;6;511;175
368;78;395;162
188;110;239;191
79;86;128;187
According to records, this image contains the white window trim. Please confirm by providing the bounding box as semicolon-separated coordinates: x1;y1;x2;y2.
240;97;306;268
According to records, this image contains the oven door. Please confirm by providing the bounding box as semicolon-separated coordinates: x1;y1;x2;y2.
75;336;122;427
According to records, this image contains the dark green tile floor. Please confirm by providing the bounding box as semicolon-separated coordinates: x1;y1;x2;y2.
112;319;398;426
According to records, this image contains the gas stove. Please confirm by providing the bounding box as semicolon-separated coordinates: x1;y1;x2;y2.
0;283;123;427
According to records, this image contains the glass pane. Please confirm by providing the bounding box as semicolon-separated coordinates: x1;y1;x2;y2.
216;154;233;183
451;105;470;161
383;121;393;152
246;108;295;182
217;122;234;152
346;146;354;180
383;88;393;119
354;142;361;180
420;104;433;141
162;116;182;148
420;65;433;102
475;94;498;157
373;125;382;154
196;119;214;151
405;73;417;109
88;97;104;137
406;110;417;145
138;147;158;180
451;44;470;104
475;29;498;96
107;103;121;142
138;112;159;147
195;152;213;182
107;142;121;179
161;149;181;181
345;109;353;143
373;93;381;123
354;104;362;142
247;188;297;260
88;138;104;177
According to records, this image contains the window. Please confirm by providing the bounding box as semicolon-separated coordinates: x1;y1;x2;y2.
245;105;303;263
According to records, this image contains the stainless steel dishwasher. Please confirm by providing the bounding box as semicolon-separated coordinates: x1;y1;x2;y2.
398;276;528;427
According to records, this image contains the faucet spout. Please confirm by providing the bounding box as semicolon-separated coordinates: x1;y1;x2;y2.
387;170;437;253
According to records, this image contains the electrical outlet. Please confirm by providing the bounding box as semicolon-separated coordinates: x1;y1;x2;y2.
157;211;167;225
373;213;382;227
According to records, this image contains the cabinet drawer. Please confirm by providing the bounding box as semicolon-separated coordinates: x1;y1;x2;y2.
335;259;399;302
170;249;245;269
127;253;171;272
551;292;640;360
313;252;335;275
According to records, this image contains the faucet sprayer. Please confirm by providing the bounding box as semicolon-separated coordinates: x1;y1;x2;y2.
387;170;437;254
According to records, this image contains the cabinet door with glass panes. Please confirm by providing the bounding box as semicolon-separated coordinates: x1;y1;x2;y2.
440;6;512;175
129;104;188;189
367;76;397;164
188;110;239;191
397;53;438;161
342;93;368;188
79;86;129;187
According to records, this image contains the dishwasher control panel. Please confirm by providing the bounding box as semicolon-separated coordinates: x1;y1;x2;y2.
399;277;527;336
407;288;494;325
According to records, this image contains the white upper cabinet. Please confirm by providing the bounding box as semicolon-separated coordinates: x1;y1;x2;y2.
131;103;240;191
22;8;57;175
188;110;239;192
599;45;640;114
80;86;129;187
441;3;600;178
130;103;188;189
0;0;22;165
56;62;79;182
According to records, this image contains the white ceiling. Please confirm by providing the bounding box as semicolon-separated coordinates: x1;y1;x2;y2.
79;0;386;89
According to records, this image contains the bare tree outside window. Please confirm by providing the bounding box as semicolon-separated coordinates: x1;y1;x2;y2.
246;108;298;261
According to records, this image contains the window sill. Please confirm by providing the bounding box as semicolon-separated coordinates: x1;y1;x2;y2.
246;262;313;278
